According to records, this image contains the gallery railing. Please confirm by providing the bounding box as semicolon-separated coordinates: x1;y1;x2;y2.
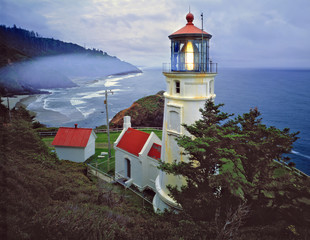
163;62;218;73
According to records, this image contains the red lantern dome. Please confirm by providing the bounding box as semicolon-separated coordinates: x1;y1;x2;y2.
167;12;215;72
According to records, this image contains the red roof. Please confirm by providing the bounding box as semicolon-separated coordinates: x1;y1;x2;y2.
52;127;93;148
148;143;161;160
170;24;209;36
169;12;211;38
116;128;150;156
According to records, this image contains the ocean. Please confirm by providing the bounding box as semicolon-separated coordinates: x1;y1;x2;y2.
26;67;310;174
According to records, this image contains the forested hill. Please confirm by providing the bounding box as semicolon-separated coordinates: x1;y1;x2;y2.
0;25;141;96
0;25;109;67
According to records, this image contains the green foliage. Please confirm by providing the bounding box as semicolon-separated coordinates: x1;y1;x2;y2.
135;94;163;113
110;91;164;128
32;120;46;129
2;101;308;239
160;99;309;238
1;103;180;240
0;24;108;61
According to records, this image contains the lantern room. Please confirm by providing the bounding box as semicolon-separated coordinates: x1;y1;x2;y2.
167;12;216;73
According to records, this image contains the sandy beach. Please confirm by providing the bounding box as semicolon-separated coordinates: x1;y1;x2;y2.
2;94;71;126
2;95;31;109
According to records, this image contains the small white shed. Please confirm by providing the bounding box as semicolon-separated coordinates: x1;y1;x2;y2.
114;116;161;191
52;124;97;162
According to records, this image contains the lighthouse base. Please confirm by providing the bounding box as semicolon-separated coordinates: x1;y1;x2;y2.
152;193;171;212
152;174;182;212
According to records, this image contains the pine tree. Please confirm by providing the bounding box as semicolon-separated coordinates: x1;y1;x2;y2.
159;99;302;224
160;100;243;221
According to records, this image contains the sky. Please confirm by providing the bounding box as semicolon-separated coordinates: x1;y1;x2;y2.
1;0;310;69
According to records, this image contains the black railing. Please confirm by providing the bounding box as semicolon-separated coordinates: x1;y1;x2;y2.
163;62;218;74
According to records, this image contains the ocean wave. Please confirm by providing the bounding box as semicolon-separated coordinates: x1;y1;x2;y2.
88;72;142;88
80;90;106;99
291;150;310;160
70;99;86;106
76;106;96;118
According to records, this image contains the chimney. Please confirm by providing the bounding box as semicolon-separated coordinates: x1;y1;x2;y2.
123;116;131;129
74;124;78;129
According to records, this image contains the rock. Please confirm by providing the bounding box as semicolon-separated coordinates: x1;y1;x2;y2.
110;91;164;128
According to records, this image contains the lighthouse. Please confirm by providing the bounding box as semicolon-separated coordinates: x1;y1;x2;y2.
153;12;217;211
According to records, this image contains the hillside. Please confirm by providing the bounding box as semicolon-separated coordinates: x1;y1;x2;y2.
1;102;310;239
0;25;103;67
0;25;141;96
110;91;164;128
0;102;176;239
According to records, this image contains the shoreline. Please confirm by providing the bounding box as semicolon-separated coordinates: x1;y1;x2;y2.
16;95;39;108
2;94;71;126
2;95;31;109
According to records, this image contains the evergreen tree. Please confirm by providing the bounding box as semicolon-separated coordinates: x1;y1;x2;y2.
160;99;304;227
160;100;244;222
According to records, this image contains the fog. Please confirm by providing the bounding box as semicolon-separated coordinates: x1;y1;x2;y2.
0;54;141;93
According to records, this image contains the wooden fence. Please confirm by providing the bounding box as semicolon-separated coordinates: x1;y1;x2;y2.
38;126;162;136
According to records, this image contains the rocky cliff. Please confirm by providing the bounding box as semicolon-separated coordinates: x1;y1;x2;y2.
110;91;164;128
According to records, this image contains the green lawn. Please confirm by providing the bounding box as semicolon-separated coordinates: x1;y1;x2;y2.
41;129;163;175
42;136;55;150
89;129;162;174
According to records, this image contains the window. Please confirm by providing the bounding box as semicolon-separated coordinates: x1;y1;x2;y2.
175;81;180;94
209;80;213;94
169;111;180;133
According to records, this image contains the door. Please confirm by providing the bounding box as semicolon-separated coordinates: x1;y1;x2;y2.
125;158;131;178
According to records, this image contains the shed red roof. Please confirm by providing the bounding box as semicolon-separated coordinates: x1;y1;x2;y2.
116;128;150;156
52;127;93;148
147;143;161;160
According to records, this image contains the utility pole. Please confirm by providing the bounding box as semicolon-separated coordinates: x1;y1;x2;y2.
104;89;113;171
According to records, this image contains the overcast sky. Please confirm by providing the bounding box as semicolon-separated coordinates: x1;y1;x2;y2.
1;0;310;68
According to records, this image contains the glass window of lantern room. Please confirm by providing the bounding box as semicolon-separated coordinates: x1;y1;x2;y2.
175;80;180;94
172;41;180;71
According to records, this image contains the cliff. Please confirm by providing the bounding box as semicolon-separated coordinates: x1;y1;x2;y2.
0;25;141;96
110;91;165;128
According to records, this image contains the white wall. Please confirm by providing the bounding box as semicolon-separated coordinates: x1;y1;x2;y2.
84;132;96;160
114;130;161;192
55;146;85;162
147;158;160;191
115;149;143;190
139;132;161;191
154;72;217;212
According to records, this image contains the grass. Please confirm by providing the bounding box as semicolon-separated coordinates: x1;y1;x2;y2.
41;136;55;150
41;129;163;175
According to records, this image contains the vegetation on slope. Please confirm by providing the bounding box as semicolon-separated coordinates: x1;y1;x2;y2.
0;25;141;96
1;99;309;239
0;24;107;67
110;91;164;128
160;100;310;239
0;100;204;240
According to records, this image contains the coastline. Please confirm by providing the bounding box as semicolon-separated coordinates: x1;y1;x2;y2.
21;94;72;126
2;95;31;109
16;95;38;108
3;94;71;126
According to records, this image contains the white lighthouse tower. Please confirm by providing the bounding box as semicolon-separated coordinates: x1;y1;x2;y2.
153;12;217;211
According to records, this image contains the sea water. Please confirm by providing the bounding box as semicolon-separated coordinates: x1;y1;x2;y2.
27;67;310;174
